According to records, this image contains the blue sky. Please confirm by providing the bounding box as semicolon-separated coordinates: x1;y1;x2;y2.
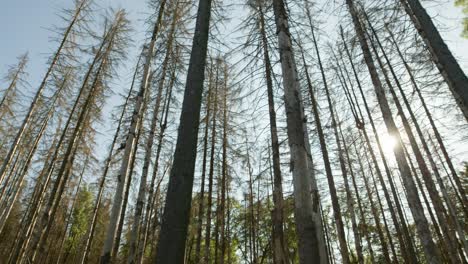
0;0;466;90
0;0;466;161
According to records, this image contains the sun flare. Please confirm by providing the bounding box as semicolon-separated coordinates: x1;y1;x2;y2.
380;133;398;154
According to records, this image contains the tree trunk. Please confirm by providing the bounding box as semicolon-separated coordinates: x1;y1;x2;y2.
204;59;219;263
272;1;328;263
400;0;468;121
99;11;147;263
346;1;441;262
257;4;287;263
194;63;213;264
338;28;418;263
154;0;213;261
300;47;351;264
78;52;142;264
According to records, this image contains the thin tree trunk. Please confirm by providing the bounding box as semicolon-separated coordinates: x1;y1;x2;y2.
300;47;351;264
338;29;418;263
194;64;213;264
78;52;142;264
219;64;228;264
137;49;177;264
257;4;287;263
346;1;441;262
204;59;219;264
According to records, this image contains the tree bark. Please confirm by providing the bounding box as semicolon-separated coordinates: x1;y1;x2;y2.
272;0;328;262
400;0;468;121
154;0;213;261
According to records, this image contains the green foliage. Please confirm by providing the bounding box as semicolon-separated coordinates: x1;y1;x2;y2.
64;186;94;257
456;0;468;37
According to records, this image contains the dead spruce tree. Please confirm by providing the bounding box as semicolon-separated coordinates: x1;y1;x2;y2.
345;0;441;262
0;0;91;186
272;0;328;263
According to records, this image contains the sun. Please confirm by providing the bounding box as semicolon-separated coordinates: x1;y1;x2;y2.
380;132;398;154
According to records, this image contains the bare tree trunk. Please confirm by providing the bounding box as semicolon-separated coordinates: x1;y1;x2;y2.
78;52;142;264
400;0;468;121
194;64;213;264
365;15;468;260
300;47;351;264
272;1;328;263
155;0;213;261
219;64;229;264
338;29;418;263
97;11;147;263
256;3;287;263
113;122;143;260
137;49;177;264
346;1;441;262
127;4;177;262
387;27;468;214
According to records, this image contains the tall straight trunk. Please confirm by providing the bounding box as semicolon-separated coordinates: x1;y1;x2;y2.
78;53;142;264
155;0;213;261
338;30;418;263
0;0;88;184
138;51;177;264
365;15;468;259
100;13;154;263
194;65;213;264
256;4;287;263
338;125;376;263
204;59;219;263
214;170;221;264
219;64;228;264
346;1;441;262
353;138;393;263
127;4;176;262
113;123;143;259
304;5;359;260
386;27;468;213
320;203;335;264
300;48;351;264
272;1;327;263
245;141;257;264
400;0;468;121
